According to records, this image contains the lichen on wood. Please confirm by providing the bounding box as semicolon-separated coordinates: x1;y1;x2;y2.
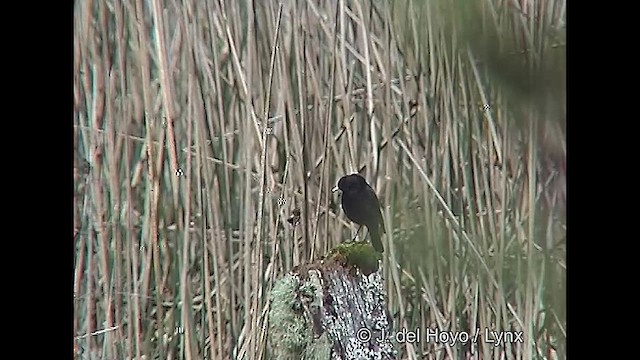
268;242;396;359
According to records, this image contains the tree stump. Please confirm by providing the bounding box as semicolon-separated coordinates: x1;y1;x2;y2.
268;242;396;359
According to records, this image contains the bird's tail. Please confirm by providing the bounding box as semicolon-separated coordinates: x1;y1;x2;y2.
368;225;384;253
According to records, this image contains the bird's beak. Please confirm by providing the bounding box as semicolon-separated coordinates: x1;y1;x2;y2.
331;185;339;193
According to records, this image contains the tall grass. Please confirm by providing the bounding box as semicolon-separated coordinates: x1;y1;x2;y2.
73;0;565;359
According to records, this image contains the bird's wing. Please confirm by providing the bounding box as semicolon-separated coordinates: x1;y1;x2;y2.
365;187;385;234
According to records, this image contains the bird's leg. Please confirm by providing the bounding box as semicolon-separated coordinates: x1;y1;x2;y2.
351;225;363;242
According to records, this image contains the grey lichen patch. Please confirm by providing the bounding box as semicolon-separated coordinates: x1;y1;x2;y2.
327;241;382;276
268;272;331;360
268;274;311;358
319;266;396;358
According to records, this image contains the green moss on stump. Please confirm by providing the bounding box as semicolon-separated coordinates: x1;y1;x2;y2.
327;241;382;276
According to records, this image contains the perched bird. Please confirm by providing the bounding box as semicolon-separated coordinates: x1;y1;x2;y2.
332;174;385;252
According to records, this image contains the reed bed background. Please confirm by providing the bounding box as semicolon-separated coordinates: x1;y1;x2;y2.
73;0;566;359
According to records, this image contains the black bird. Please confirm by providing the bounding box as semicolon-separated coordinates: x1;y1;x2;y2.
332;174;385;252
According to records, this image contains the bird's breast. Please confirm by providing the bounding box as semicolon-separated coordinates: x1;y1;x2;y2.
341;195;369;225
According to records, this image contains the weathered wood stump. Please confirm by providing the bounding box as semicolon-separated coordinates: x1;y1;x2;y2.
268;242;396;359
